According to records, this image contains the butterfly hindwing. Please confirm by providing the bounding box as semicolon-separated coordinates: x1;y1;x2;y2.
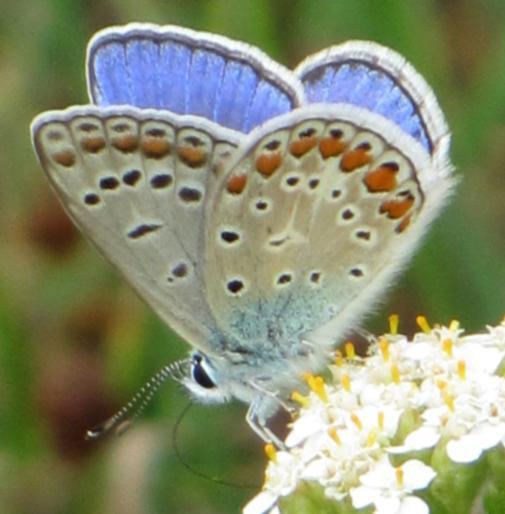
32;106;242;348
204;105;454;351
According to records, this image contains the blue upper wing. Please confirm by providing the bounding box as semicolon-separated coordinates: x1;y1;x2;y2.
87;24;303;133
296;42;448;155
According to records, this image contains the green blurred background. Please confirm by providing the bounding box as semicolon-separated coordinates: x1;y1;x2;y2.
1;0;505;512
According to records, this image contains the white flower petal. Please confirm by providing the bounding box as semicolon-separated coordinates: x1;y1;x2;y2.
300;458;331;481
395;426;440;452
447;435;484;463
374;496;401;514
243;491;278;514
286;412;322;447
401;460;436;489
458;344;505;375
402;343;434;362
398;496;430;514
350;485;376;509
473;422;505;450
359;457;398;489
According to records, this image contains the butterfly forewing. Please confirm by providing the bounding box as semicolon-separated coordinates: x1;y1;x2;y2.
204;105;453;350
295;41;450;162
32;106;241;348
87;24;304;133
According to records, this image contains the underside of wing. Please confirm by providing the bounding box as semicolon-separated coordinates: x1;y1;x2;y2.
87;23;304;133
32;105;241;350
204;105;454;356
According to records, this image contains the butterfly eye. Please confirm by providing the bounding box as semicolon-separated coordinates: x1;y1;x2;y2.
191;354;217;389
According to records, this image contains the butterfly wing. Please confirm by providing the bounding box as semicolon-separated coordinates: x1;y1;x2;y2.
32;24;308;353
31;105;242;349
295;40;450;164
203;103;454;359
87;23;304;133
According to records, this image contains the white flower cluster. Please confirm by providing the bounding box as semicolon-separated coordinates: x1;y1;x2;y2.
244;317;505;514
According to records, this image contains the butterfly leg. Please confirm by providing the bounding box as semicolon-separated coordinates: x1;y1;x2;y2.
354;327;378;345
246;400;287;449
249;379;296;416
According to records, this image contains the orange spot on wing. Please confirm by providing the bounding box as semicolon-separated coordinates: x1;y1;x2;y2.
380;195;415;219
395;215;412;233
226;174;247;194
81;137;106;153
255;152;282;177
143;138;171;159
177;146;206;167
340;146;372;172
289;136;317;157
363;163;399;192
112;135;139;153
319;136;346;159
52;150;75;167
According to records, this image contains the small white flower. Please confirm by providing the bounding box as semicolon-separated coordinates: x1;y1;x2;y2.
243;450;302;514
243;320;505;514
485;320;505;349
350;458;435;514
264;451;301;496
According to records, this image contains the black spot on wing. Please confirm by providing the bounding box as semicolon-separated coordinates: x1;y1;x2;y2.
127;223;162;239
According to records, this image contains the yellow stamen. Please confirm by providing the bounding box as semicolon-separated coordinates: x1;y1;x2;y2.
378;411;384;430
334;350;343;366
442;338;453;356
436;379;447;391
351;413;363;430
391;363;400;384
379;337;390;361
328;427;341;445
457;360;466;380
302;372;312;383
416;315;431;334
395;466;404;488
264;443;277;462
341;373;351;392
366;428;377;446
307;374;328;402
291;390;310;408
449;319;460;331
389;313;399;334
345;341;356;359
443;392;455;411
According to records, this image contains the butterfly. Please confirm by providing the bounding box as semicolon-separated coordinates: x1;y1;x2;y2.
31;23;454;444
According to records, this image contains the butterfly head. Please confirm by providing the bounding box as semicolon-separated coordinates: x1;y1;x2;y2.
177;351;235;405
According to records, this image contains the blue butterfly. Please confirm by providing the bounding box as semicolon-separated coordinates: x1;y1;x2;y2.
31;23;453;444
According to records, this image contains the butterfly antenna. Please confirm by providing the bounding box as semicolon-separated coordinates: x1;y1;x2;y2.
85;358;188;440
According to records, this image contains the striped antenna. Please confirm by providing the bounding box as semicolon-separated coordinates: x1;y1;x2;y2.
85;359;189;440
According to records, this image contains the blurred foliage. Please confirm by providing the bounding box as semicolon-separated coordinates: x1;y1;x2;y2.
1;0;505;512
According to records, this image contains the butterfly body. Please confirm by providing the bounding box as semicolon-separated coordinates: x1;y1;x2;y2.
32;24;453;442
